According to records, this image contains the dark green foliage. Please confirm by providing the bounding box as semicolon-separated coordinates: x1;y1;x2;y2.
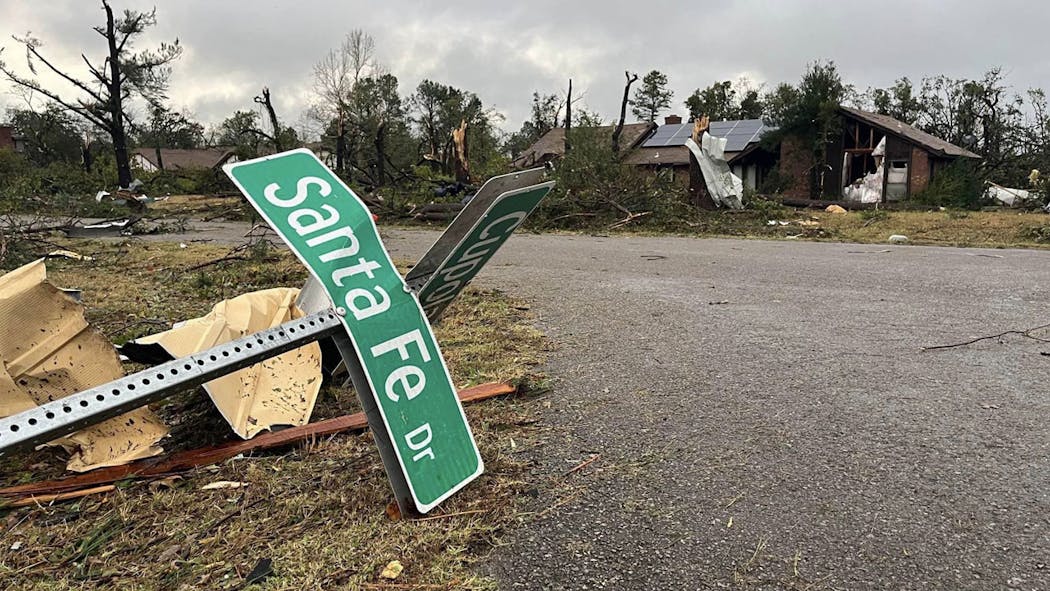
409;79;503;178
505;92;561;158
528;127;687;229
7;106;84;166
680;79;764;122
868;77;922;124
630;70;673;123
912;160;981;209
214;110;264;160
138;167;235;195
762;61;851;197
0;149;113;200
756;166;795;195
684;80;764;122
685;81;736;121
135;105;204;149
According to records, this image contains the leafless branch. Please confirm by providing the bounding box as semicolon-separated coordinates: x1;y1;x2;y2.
922;323;1050;351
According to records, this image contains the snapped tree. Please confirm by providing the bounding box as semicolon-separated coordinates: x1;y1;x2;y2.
410;79;496;180
0;1;181;187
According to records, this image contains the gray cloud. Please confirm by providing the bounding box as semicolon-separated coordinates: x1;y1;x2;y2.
2;0;1048;136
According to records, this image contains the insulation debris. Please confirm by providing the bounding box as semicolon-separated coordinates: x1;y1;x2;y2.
685;132;744;209
125;288;323;439
844;137;885;203
61;217;139;238
0;260;168;472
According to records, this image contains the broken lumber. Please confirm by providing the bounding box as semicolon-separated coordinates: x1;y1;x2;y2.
0;382;515;501
5;485;116;508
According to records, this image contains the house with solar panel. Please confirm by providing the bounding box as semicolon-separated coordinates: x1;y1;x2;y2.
624;115;777;191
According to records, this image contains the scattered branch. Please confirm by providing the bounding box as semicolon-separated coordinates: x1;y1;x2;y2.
922;322;1050;351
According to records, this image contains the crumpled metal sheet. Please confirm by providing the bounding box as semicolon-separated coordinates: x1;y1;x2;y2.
686;133;745;209
133;288;322;439
0;260;168;472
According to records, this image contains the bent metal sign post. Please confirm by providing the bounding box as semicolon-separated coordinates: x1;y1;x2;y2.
224;149;481;513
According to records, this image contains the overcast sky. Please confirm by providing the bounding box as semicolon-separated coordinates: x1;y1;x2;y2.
2;0;1047;138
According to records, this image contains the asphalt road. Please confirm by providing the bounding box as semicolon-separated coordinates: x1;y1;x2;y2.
146;223;1050;590
382;230;1049;591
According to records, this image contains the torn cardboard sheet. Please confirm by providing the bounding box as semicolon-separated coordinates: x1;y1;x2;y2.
0;260;168;472
129;288;322;439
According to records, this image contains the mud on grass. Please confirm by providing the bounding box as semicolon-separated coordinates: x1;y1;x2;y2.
0;239;552;590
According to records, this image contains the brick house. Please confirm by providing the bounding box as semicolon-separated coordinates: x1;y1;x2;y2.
779;106;980;201
624;115;777;191
0;125;27;153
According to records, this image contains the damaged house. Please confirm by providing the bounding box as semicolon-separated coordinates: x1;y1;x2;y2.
512;116;777;197
625;115;777;190
0;125;27;153
778;106;981;203
510;122;655;169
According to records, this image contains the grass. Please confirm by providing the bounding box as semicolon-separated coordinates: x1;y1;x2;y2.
520;206;1050;250
0;239;551;590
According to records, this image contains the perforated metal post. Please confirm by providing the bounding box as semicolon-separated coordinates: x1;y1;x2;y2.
0;309;344;459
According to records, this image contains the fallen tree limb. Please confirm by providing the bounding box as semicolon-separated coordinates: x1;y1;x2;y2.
922;322;1050;351
609;211;650;229
0;382;515;501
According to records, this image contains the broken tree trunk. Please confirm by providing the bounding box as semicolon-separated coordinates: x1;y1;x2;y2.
374;120;387;187
564;78;572;154
689;116;717;209
335;114;347;175
451;119;470;184
254;87;284;152
611;71;639;154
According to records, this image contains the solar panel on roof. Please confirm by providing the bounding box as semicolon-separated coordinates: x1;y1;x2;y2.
642;119;773;149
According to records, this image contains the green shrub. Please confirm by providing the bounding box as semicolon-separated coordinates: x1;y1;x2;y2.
756;166;795;195
746;193;789;217
138;167;235;196
913;160;981;209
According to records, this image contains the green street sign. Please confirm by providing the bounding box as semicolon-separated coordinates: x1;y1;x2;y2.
224;149;482;513
415;182;554;319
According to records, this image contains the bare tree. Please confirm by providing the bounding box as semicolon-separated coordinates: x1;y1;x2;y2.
611;71;639;153
312;30;380;176
0;1;181;187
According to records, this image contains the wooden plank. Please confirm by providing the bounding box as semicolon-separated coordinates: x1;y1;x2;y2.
0;382;516;500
